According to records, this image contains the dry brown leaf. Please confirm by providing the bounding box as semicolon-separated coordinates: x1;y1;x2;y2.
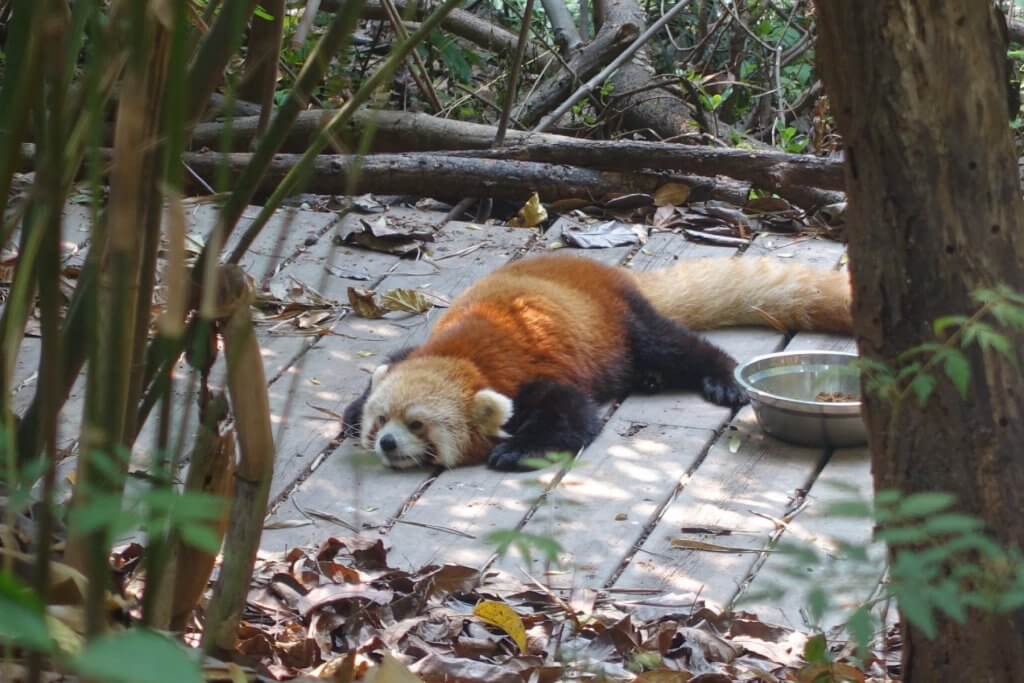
797;661;865;683
381;288;433;314
635;672;693;682
654;182;691;207
298;584;395;617
347;287;387;319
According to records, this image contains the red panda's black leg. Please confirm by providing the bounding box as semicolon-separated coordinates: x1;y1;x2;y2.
624;292;749;408
487;380;602;471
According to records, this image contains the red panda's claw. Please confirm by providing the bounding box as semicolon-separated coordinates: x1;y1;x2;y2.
487;443;535;471
702;376;750;408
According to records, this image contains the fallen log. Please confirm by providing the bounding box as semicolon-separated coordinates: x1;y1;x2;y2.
319;0;539;59
188;110;844;192
189;107;545;152
179;150;752;204
444;139;844;198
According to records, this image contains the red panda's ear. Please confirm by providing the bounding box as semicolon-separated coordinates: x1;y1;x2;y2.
371;364;390;389
471;389;513;436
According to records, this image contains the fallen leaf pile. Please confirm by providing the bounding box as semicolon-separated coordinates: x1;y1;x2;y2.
184;536;901;682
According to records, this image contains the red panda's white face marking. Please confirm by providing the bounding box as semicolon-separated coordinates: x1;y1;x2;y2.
360;358;513;468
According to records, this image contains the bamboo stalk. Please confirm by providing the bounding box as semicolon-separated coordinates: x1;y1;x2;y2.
71;3;167;635
199;266;274;654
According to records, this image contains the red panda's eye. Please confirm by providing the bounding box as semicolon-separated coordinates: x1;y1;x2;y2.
408;420;424;431
376;415;387;427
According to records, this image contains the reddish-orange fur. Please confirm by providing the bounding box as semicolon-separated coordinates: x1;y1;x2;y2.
353;252;852;468
410;255;635;397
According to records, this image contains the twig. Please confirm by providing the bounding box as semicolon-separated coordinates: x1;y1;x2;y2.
496;0;537;144
389;518;476;539
379;0;443;113
533;0;697;132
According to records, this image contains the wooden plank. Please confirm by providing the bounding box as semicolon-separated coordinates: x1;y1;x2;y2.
734;446;878;630
189;202;341;283
376;465;561;570
611;407;826;607
251;216;518;381
259;224;534;546
609;239;850;599
731;334;880;630
384;235;750;572
10;338;42;406
744;234;847;268
376;232;659;569
628;232;737;270
496;423;718;587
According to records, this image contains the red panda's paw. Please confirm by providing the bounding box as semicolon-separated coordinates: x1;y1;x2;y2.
487;443;538;471
702;375;749;408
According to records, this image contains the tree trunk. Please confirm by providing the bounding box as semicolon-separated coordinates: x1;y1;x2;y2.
181;149;751;204
816;3;1024;681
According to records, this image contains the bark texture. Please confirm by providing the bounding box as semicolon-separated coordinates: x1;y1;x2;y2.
181;150;751;203
816;4;1024;681
594;0;693;139
320;0;538;59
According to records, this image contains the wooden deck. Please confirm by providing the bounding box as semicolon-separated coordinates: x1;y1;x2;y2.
17;199;882;629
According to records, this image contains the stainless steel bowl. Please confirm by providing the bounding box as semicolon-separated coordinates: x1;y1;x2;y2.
734;351;867;448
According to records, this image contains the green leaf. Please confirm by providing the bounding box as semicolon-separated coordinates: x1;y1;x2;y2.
923;513;985;535
895;589;937;639
428;31;473;82
846;606;874;657
178;523;224;553
975;327;1015;362
0;574;53;653
932;315;967;336
806;586;828;626
824;500;873;518
940;350;970;398
72;629;202;683
71;494;133;536
874;489;903;506
895;492;957;518
253;4;274;20
803;632;828;663
910;373;936;405
876;525;933;546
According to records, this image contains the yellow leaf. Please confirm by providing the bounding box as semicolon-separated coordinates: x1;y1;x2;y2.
473;599;528;653
653;182;690;207
509;193;548;228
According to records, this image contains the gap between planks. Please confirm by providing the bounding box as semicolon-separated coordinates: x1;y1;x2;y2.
483;235;850;597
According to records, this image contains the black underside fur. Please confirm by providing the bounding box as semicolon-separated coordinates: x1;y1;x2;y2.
486;289;747;470
342;287;748;471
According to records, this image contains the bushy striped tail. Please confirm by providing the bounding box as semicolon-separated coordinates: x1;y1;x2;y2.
629;256;852;333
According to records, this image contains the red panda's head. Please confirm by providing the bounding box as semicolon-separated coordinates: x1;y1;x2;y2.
359;357;514;468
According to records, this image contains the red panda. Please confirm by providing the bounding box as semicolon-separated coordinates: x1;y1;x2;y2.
343;254;851;470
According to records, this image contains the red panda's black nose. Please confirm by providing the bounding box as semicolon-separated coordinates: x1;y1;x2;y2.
380;434;398;452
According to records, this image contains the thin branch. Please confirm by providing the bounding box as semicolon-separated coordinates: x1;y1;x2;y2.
533;0;696;132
